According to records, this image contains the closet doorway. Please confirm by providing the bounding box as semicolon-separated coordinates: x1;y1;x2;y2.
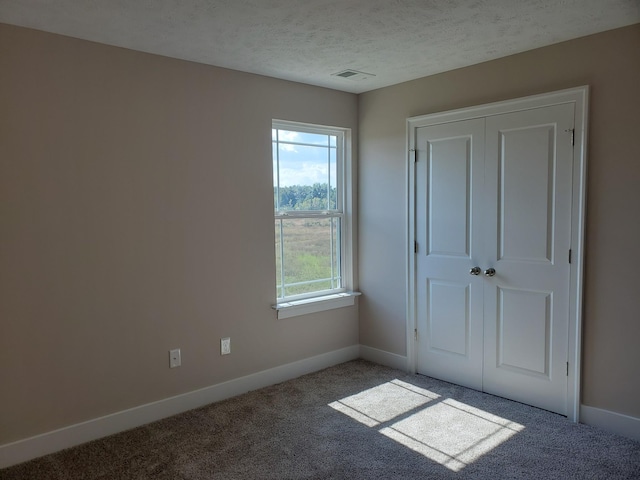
407;87;588;420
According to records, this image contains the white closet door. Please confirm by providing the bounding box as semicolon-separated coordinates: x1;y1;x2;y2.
414;103;575;415
415;118;485;391
482;104;574;415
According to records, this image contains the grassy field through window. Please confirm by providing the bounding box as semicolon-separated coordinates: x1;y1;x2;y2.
276;218;340;298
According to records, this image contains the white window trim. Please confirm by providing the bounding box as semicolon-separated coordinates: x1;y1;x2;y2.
271;119;358;318
273;291;361;319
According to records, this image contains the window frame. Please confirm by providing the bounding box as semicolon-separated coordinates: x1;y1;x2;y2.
271;120;358;318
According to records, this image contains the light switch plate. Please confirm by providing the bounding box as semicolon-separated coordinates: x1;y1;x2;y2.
169;348;181;368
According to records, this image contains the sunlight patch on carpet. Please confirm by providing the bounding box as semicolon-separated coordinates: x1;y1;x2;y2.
329;379;525;472
328;379;439;426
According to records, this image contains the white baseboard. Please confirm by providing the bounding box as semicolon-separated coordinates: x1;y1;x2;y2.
0;345;360;469
359;345;408;371
580;404;640;442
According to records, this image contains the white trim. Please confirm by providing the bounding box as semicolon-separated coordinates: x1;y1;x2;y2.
359;345;408;371
406;86;589;422
273;291;361;319
407;87;588;126
406;119;417;374
567;87;589;423
0;345;360;469
580;405;640;442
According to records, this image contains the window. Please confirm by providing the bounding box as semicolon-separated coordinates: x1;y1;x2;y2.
272;120;357;318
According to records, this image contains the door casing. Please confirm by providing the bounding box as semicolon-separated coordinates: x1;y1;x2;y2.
406;86;589;422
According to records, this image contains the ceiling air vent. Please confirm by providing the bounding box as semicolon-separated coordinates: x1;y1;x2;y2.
331;69;375;81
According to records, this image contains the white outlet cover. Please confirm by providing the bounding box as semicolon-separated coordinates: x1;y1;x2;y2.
221;337;231;355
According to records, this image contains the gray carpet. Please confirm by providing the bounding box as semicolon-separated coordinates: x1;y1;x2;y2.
2;360;639;479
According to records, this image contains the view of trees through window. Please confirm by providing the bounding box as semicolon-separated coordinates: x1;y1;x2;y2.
275;183;337;211
273;125;342;299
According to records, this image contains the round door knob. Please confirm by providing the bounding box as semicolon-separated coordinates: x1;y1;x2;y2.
484;268;496;277
470;266;481;275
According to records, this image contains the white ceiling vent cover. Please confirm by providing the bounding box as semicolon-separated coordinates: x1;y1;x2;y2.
331;69;375;81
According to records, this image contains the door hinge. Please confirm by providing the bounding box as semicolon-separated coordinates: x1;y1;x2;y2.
414;241;418;253
569;249;572;264
566;362;569;376
565;128;575;146
414;328;418;341
410;149;417;162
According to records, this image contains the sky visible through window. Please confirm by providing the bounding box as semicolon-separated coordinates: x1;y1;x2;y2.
273;129;337;189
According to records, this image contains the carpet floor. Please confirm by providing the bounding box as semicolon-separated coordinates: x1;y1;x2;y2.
2;360;639;479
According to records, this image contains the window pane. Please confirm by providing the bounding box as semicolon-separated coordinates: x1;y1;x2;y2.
275;219;283;299
277;130;329;146
272;141;279;210
280;217;340;298
332;216;341;289
329;147;337;209
277;144;333;211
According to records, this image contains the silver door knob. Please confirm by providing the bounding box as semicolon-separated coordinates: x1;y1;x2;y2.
470;266;481;275
484;268;496;277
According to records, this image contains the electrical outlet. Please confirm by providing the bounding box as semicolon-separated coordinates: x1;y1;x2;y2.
221;337;231;355
169;348;181;368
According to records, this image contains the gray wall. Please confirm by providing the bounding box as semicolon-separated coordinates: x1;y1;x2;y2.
0;24;359;445
358;24;640;418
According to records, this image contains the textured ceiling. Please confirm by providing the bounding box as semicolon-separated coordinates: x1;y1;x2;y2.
1;0;638;93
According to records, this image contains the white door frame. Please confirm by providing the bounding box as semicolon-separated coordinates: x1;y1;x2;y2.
405;86;589;422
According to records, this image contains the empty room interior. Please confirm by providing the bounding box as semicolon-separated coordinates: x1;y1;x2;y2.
1;1;639;478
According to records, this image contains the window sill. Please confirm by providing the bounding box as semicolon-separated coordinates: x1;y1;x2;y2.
273;291;361;319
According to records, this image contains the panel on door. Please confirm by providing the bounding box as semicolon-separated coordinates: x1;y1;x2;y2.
497;287;551;376
415;119;485;391
427;280;469;356
483;104;574;415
